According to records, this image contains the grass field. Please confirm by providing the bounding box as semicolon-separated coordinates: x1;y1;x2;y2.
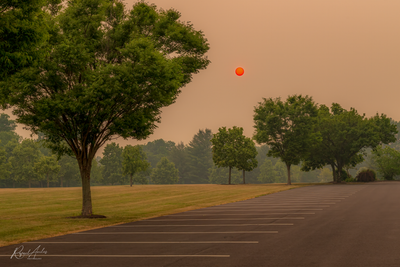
0;183;323;247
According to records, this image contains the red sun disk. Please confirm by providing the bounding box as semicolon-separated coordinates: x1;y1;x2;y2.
235;67;244;76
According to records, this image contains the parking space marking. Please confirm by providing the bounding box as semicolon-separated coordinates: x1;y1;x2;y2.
165;213;315;216
73;231;278;234
111;223;294;227
146;217;304;221
25;241;259;244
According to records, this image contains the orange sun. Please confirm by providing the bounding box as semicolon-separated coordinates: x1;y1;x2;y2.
235;67;244;76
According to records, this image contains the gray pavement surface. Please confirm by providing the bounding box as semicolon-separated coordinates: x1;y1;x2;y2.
1;182;400;266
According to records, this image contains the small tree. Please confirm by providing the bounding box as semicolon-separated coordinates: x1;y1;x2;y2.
122;145;150;187
150;157;179;184
253;95;320;185
211;126;242;185
34;154;60;187
100;143;125;185
235;137;258;184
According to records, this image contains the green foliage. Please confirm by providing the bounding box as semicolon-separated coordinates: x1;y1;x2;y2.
0;0;209;215
57;155;81;187
90;157;104;186
34;154;60;187
273;161;287;183
355;168;376;182
8;139;42;187
150;157;179;184
302;103;397;182
253;94;319;185
257;159;276;183
344;177;356;182
318;168;332;182
122;145;150;186
168;142;190;184
100;142;125;185
372;146;400;180
141;139;175;169
186;129;213;184
208;165;241;184
211;126;257;184
0;113;17;132
0;0;49;80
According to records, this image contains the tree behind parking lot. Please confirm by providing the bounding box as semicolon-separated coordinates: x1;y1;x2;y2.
0;0;210;216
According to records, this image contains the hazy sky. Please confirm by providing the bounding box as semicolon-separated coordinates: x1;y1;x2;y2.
3;0;400;157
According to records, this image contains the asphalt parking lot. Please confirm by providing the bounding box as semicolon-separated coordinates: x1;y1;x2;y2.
2;182;400;267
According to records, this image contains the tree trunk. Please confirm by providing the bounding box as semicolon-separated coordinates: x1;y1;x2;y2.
243;170;245;184
130;174;133;187
228;166;231;185
337;164;343;183
78;157;94;217
286;163;291;185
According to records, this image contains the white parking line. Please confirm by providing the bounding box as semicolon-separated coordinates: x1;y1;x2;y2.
188;209;323;211
73;231;278;234
165;213;315;216
111;223;294;226
25;241;259;244
147;217;304;221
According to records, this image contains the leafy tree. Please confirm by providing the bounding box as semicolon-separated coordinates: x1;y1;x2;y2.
211;126;257;184
302;103;397;182
0;0;49;80
150;157;179;184
131;170;150;185
387;119;400;151
187;129;213;184
141;139;175;169
100;142;125;185
0;131;21;148
0;113;17;132
168;142;190;184
208;164;241;184
253;95;320;185
0;0;209;216
235;137;258;184
122;145;150;187
257;159;276;183
34;154;60;187
372;146;400;180
246;144;270;184
8;139;42;187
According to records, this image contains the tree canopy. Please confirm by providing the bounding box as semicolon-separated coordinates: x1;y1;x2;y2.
122;144;150;186
302;103;397;182
253;94;319;185
0;0;210;216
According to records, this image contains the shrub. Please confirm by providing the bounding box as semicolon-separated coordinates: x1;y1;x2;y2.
344;177;356;182
356;169;376;182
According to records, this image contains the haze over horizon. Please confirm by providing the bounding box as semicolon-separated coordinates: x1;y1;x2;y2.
3;0;400;157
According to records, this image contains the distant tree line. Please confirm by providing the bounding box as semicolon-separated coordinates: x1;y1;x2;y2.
2;103;399;188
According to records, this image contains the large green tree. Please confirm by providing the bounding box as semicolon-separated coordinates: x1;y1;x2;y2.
100;142;125;185
150;157;179;184
0;113;17;132
122;144;150;186
235;137;258;184
0;0;49;80
0;0;210;216
302;104;397;182
141;139;175;169
187;129;213;184
253;95;320;185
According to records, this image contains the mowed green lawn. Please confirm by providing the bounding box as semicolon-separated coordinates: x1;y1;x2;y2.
0;183;319;247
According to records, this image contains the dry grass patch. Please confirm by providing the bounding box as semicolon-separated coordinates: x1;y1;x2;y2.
0;183;319;247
